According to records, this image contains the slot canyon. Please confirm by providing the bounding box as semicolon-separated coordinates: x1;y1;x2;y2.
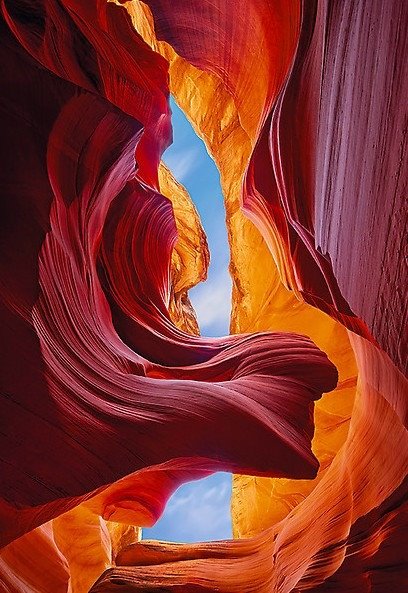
0;1;407;592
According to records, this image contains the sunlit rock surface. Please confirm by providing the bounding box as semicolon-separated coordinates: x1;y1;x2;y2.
158;163;209;335
0;1;407;592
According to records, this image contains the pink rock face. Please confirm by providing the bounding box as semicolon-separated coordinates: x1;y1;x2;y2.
0;0;407;592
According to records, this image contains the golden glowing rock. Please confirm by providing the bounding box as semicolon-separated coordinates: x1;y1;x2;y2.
53;508;128;593
159;163;209;335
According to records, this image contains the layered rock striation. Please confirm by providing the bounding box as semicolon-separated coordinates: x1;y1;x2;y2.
0;1;406;592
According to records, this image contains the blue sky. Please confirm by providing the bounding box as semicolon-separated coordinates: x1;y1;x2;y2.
164;98;232;338
143;98;233;543
143;472;232;542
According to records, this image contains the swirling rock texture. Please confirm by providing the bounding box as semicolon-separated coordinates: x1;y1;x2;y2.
0;1;406;593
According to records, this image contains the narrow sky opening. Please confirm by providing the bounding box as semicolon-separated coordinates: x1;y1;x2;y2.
143;472;232;542
143;98;233;543
164;97;232;338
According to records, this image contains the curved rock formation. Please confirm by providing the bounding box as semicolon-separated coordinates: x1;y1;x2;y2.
0;0;406;592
